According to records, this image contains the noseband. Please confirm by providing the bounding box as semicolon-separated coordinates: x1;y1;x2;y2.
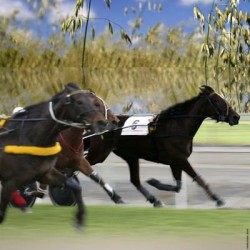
205;92;229;121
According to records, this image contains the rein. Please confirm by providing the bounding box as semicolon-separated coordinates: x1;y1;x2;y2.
89;90;229;137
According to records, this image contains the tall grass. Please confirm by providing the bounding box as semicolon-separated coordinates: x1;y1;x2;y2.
0;0;249;114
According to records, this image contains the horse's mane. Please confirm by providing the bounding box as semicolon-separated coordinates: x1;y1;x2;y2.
11;101;48;119
159;95;200;119
51;82;80;102
158;85;215;120
12;83;80;119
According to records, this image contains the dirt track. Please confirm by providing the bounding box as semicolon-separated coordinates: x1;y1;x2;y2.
51;147;250;209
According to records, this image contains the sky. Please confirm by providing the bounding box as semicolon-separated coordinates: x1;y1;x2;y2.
0;0;249;41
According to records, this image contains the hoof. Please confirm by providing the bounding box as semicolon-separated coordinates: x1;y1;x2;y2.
74;223;84;232
112;193;126;204
216;199;225;207
0;213;4;224
115;198;126;204
20;207;32;213
153;200;164;208
25;190;45;199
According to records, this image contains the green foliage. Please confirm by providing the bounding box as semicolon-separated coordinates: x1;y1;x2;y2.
60;0;132;85
0;1;249;115
194;0;250;111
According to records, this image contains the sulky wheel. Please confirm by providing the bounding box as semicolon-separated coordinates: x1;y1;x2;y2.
48;175;79;206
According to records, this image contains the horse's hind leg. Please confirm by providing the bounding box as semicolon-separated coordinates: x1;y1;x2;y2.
183;160;224;207
41;168;85;229
122;156;164;207
147;165;182;193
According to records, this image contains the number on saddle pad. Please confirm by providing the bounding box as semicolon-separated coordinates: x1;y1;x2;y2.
121;115;155;136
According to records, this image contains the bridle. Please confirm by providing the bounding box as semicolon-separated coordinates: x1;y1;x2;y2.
205;91;230;122
49;89;96;129
89;91;110;120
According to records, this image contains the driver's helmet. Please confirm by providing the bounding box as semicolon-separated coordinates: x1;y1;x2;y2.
12;106;25;114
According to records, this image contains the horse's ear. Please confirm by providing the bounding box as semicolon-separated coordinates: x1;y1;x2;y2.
64;83;81;92
87;88;95;94
200;85;214;95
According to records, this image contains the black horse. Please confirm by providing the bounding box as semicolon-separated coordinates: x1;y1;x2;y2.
0;83;106;229
85;86;240;207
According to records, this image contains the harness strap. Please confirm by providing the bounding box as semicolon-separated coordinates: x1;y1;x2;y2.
206;92;229;118
4;142;61;156
58;133;83;154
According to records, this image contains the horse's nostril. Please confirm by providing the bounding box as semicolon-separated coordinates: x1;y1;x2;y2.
234;115;240;122
97;120;108;127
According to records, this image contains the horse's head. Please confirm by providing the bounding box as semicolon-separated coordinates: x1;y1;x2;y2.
51;83;107;132
87;90;119;131
200;85;240;126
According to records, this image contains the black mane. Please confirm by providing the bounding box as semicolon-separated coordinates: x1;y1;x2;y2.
11;83;81;120
158;94;201;120
158;85;216;120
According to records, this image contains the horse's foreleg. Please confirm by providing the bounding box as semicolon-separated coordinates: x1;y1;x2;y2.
89;171;125;204
65;176;85;230
183;161;224;207
193;175;224;206
42;168;85;230
0;184;14;223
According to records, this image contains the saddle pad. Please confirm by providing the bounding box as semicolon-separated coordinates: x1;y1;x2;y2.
0;116;10;127
121;115;155;136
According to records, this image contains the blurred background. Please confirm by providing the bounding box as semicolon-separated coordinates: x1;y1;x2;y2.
0;2;250;249
0;0;250;114
0;0;250;211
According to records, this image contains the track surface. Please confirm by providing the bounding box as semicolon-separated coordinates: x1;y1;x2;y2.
38;146;250;209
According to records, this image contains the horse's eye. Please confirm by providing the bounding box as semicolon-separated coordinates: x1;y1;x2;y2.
212;98;220;105
75;100;84;105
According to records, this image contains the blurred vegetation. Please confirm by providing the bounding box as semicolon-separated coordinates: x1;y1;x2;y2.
0;0;249;115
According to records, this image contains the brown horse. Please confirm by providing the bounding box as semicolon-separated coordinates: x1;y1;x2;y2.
0;83;107;229
27;91;124;205
85;86;240;207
